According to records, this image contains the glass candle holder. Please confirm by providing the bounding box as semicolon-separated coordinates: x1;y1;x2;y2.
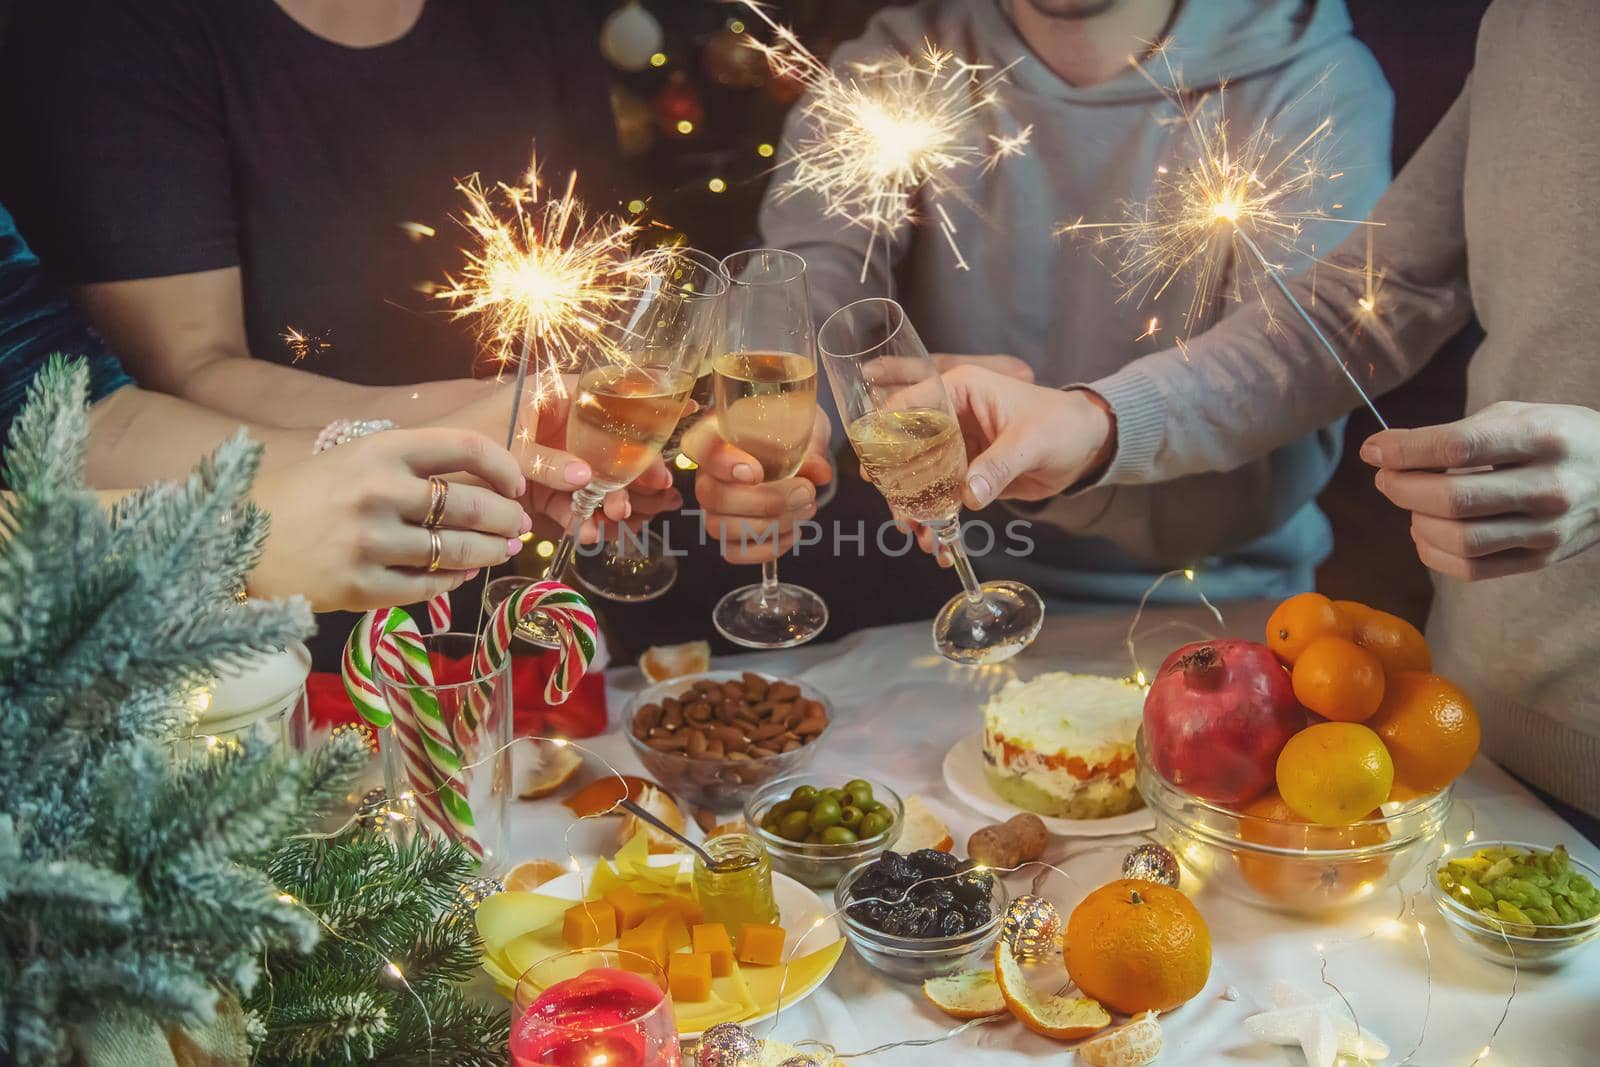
513;949;680;1067
375;631;512;872
693;832;779;930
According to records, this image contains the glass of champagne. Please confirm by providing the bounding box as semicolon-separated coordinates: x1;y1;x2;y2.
818;297;1044;664
709;248;828;649
572;248;726;603
541;251;710;584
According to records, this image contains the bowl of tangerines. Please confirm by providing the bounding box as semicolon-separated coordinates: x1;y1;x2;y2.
1133;593;1477;914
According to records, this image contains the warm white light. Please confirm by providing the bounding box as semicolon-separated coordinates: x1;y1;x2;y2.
385;962;404;980
707;178;727;193
536;540;556;559
675;120;694;135
756;143;775;159
627;199;646;214
674;453;698;471
649;53;668;68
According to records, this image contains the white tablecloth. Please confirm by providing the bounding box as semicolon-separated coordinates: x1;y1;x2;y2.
507;604;1600;1065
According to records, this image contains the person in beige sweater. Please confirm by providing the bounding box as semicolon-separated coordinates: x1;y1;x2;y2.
936;0;1600;820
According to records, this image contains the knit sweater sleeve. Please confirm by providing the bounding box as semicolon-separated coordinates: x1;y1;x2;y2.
1088;84;1476;484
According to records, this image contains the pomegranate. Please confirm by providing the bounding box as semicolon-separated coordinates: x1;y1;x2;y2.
1143;640;1304;805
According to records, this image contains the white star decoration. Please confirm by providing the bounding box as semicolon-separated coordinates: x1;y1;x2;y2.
1243;982;1391;1067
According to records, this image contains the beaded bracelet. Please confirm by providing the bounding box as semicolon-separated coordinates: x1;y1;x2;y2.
313;417;398;454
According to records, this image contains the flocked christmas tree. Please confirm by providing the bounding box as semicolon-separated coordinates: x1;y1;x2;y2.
0;360;506;1066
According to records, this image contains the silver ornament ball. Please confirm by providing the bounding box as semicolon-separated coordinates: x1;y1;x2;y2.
454;876;503;915
354;787;390;831
1122;843;1181;888
1001;894;1063;959
697;1022;760;1067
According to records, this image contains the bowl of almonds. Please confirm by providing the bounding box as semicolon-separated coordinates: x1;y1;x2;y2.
624;670;833;811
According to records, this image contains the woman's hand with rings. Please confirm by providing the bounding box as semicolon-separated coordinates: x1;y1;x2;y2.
248;428;533;611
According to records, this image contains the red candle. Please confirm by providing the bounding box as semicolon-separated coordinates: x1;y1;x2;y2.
511;967;679;1067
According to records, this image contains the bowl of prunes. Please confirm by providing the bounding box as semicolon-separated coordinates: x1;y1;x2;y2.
835;849;1008;980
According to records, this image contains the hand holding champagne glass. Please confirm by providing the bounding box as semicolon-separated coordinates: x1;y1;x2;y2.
572;248;726;603
540;250;713;583
710;248;828;649
819;297;1044;664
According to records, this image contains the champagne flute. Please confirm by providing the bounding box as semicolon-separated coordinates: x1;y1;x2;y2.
540;251;710;585
709;248;828;649
572;248;727;602
818;297;1044;664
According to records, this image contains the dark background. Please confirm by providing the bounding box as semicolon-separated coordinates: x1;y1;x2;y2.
0;0;1492;654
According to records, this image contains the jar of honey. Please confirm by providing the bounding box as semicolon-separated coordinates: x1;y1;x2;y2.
694;833;778;929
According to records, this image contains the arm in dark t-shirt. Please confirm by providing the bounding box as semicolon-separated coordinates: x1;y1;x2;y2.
1;0;238;283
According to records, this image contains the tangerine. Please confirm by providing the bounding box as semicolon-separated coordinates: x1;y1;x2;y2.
1367;672;1479;795
1291;637;1385;722
1349;609;1432;675
1236;790;1391;906
1063;879;1211;1015
1265;592;1349;665
1331;599;1374;630
1275;722;1394;826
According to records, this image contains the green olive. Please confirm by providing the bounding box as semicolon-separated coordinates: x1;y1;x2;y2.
845;779;873;802
819;787;844;804
768;800;793;821
779;810;812;841
808;797;842;831
805;831;823;844
820;826;859;845
838;804;863;830
761;813;782;834
858;812;890;839
859;799;885;815
789;785;818;805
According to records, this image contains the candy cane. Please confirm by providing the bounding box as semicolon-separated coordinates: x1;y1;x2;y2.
476;579;597;706
343;608;483;857
426;592;452;634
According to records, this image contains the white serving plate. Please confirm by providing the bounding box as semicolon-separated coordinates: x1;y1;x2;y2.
942;733;1154;838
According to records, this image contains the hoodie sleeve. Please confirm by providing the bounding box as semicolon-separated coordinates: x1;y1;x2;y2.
1090;83;1474;485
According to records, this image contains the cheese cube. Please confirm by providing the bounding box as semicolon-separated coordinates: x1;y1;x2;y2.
667;951;713;1003
638;907;691;954
736;922;787;967
659;895;704;925
691;923;735;977
603;886;657;931
561;901;617;948
618;921;668;971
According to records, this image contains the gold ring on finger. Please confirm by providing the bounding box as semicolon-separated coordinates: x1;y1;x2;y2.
423;476;449;528
427;528;443;572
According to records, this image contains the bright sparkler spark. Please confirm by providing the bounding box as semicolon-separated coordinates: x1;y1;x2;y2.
1060;46;1350;334
1058;45;1388;427
436;154;647;407
740;2;1031;280
281;326;331;363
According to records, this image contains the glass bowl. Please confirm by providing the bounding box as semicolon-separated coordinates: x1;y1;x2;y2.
745;775;904;889
1135;729;1451;915
834;858;1007;981
1428;840;1600;969
623;671;832;811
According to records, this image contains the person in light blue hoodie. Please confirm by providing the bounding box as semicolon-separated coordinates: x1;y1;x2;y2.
692;0;1394;606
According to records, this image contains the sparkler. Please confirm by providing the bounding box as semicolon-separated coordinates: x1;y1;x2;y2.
281;326;331;363
436;154;647;447
739;1;1032;281
1059;46;1388;428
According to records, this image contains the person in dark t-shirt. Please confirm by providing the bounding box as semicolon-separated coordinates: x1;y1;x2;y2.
0;0;668;665
1;0;623;410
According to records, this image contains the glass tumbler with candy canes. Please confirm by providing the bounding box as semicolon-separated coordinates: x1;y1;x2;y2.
344;582;598;872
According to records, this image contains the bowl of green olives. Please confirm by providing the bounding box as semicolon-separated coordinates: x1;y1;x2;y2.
745;776;904;889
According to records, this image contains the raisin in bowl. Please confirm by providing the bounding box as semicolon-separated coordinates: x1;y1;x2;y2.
834;849;1008;981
